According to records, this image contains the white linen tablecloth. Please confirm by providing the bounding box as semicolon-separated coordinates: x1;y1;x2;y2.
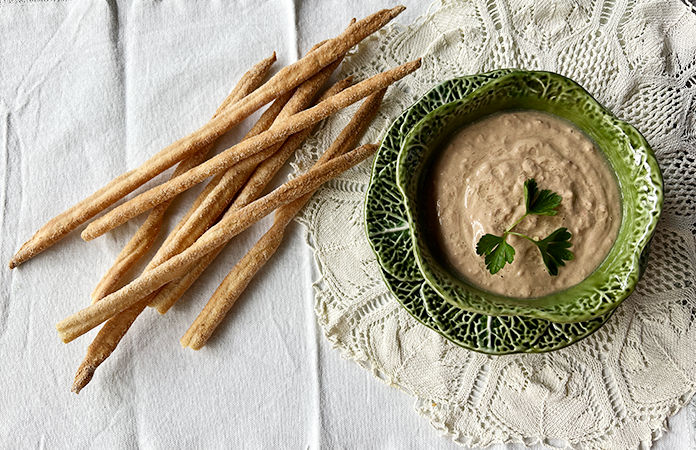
1;1;694;449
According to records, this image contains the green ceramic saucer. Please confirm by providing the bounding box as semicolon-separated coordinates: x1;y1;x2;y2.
396;71;663;323
365;71;613;354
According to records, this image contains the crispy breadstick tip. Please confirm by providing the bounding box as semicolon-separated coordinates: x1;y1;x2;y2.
392;5;406;16
72;364;96;394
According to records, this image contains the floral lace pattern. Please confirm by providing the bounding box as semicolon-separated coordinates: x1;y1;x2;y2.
292;0;696;448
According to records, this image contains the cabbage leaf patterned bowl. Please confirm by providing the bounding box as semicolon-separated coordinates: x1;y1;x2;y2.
365;70;613;354
395;71;662;323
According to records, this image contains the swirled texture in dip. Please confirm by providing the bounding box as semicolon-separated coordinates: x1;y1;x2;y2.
426;111;621;298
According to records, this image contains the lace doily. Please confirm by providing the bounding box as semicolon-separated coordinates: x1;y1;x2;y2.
292;0;696;448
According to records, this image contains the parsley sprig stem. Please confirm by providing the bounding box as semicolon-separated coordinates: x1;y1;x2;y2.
507;231;537;242
475;178;574;276
505;217;526;233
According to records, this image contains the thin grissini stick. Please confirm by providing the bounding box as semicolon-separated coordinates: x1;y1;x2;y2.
146;75;353;285
133;53;344;318
148;76;355;314
147;57;347;264
72;78;295;393
180;211;294;350
215;52;278;115
71;295;150;394
74;63;348;389
151;39;332;263
9;6;405;269
81;59;422;241
72;154;272;392
91;54;276;302
69;14;385;392
180;90;386;348
212;52;278;115
162;90;295;247
56;143;378;343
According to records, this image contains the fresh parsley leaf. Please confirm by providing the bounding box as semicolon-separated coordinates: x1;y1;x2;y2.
532;227;575;276
475;178;572;276
476;234;503;256
476;234;515;274
524;178;562;216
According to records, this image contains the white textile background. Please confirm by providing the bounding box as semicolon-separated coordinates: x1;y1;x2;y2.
0;1;694;449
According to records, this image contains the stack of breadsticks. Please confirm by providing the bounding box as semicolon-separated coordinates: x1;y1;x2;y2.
7;6;421;393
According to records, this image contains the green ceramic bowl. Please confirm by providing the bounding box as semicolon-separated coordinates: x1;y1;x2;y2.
365;70;614;354
396;71;663;323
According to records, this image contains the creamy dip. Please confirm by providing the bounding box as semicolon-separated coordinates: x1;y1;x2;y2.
426;110;621;298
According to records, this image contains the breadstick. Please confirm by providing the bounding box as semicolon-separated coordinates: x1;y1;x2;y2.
133;48;345;318
71;296;150;394
181;89;386;349
81;59;421;240
89;41;332;301
155;39;332;258
72;71;294;393
157;90;295;255
91;54;276;302
146;74;352;284
56;143;378;343
148;76;355;313
9;6;405;268
77;59;349;389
